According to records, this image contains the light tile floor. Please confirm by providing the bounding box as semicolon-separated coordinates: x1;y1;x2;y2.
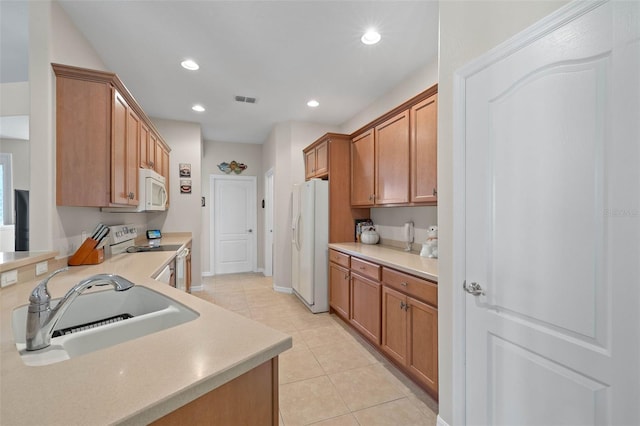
192;273;438;426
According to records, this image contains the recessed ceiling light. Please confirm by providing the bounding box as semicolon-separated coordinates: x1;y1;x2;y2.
361;29;381;45
307;100;319;108
192;104;205;112
181;59;199;71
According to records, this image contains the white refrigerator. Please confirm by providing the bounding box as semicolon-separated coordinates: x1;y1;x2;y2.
291;180;329;313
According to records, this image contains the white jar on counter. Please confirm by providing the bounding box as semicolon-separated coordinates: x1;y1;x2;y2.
360;227;379;245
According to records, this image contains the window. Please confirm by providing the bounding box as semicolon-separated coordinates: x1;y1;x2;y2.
0;153;12;226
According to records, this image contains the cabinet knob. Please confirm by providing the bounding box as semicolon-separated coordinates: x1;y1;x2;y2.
344;273;349;280
400;281;408;287
150;161;154;167
433;188;437;196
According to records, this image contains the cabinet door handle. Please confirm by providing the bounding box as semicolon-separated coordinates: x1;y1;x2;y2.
400;301;406;310
344;273;349;280
433;188;437;196
400;281;408;287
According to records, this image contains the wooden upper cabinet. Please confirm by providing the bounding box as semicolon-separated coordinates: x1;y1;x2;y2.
149;132;158;170
375;110;410;205
125;106;140;205
302;133;370;243
304;139;328;179
53;63;170;208
410;93;438;204
112;90;138;206
139;121;150;168
160;143;170;207
314;140;329;176
111;90;129;206
349;84;438;208
350;130;375;206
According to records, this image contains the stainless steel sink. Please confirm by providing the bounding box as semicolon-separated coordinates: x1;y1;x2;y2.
11;286;199;366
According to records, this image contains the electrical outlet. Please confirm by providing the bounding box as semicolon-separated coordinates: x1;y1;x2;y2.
1;270;18;288
36;261;49;276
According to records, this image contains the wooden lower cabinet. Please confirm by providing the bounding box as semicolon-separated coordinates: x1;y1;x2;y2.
407;296;438;395
382;285;438;399
152;358;279;425
381;286;408;365
329;248;438;399
329;262;350;319
350;273;381;345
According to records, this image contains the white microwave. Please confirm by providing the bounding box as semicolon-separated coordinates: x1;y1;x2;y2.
140;168;167;211
103;168;167;212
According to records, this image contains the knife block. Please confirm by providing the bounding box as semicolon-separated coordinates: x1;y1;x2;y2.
68;238;105;266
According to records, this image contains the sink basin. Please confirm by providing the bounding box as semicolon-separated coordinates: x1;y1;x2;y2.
11;286;199;366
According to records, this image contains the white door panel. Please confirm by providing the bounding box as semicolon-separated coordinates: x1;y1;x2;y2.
212;176;257;275
458;2;639;425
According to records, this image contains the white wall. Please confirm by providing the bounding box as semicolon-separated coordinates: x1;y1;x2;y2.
201;140;263;274
29;0;114;253
262;121;338;290
437;1;568;424
148;118;202;287
340;60;438;135
27;2;179;259
0;82;29;115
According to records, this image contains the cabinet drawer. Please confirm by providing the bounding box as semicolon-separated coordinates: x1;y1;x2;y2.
329;249;350;268
351;257;381;281
382;268;437;307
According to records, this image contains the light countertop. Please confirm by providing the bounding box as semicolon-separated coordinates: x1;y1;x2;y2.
0;251;59;273
328;242;438;282
0;233;292;425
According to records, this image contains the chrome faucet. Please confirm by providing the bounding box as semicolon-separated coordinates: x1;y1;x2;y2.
26;268;135;351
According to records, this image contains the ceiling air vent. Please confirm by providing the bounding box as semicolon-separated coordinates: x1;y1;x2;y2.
235;95;257;104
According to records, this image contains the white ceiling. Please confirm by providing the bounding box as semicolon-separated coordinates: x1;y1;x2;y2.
3;1;440;145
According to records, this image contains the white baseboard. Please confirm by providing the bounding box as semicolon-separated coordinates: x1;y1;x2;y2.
189;285;203;292
201;272;214;277
273;285;292;294
255;268;264;274
436;415;449;426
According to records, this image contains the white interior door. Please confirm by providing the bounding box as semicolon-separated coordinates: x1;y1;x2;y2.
264;169;274;277
456;2;639;425
212;175;257;275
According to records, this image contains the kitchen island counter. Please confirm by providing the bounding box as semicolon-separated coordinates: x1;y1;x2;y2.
0;233;291;425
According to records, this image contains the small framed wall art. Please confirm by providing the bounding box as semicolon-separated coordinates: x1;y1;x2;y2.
179;163;191;178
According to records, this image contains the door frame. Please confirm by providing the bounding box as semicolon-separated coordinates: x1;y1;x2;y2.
210;174;258;275
451;2;601;424
264;168;274;277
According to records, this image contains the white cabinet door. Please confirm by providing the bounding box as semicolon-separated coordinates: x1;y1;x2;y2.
459;2;639;425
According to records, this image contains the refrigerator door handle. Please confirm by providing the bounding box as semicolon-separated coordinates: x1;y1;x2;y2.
294;213;301;251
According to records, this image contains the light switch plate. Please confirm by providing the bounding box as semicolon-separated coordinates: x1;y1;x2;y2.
1;270;18;288
36;261;49;276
